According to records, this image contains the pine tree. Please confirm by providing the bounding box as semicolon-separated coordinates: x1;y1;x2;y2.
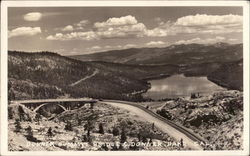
120;128;127;143
26;126;33;137
112;127;119;136
137;133;141;142
99;123;104;134
47;127;53;137
14;119;22;133
35;113;42;124
64;121;73;131
149;137;153;146
84;112;97;137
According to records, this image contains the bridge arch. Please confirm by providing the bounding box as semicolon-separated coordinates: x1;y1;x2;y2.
33;103;67;112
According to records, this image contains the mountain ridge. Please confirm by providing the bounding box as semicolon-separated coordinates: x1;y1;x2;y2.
69;42;243;65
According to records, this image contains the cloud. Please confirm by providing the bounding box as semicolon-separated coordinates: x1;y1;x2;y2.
46;14;242;41
90;46;101;50
75;20;90;30
146;14;243;37
46;31;98;41
8;27;41;38
123;44;137;49
94;15;138;28
94;15;147;39
175;14;242;26
47;15;147;41
175;36;226;45
23;12;42;21
146;41;166;46
62;25;74;32
228;38;238;42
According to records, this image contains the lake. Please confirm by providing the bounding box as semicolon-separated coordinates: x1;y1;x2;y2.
142;74;226;100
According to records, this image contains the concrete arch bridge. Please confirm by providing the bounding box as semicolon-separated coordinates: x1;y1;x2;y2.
12;98;97;113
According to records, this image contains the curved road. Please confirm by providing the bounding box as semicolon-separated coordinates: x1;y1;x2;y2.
102;100;205;150
69;69;99;87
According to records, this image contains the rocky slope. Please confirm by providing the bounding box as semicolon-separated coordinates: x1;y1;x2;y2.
8;103;186;151
155;90;243;150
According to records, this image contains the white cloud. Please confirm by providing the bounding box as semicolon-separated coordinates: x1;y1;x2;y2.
94;15;138;28
175;36;226;45
175;14;242;26
8;27;41;38
228;38;238;42
47;14;242;41
123;44;136;49
75;20;89;30
146;41;166;46
46;31;98;41
94;15;147;39
62;25;74;32
146;14;243;37
23;12;42;21
90;46;101;50
47;15;147;41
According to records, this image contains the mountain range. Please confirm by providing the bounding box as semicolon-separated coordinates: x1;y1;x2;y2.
70;42;243;65
8;42;243;102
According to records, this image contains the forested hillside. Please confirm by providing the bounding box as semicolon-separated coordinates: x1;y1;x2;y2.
8;51;149;101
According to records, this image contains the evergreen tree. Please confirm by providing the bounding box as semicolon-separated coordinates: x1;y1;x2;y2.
18;106;25;121
26;126;33;136
142;135;148;143
35;113;42;124
98;123;104;134
64;121;73;131
120;128;127;143
84;112;97;137
47;127;53;137
149;137;153;146
14;119;22;133
137;133;141;142
112;127;119;136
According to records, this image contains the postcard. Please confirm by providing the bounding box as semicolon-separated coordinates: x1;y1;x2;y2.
1;1;249;156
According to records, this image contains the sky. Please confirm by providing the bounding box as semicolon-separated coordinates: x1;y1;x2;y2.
8;7;243;55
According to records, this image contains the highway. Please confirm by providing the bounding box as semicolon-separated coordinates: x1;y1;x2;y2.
102;100;206;150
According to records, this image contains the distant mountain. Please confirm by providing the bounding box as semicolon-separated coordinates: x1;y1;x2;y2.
69;43;243;65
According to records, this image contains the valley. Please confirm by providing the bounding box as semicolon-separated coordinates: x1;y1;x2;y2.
7;42;244;151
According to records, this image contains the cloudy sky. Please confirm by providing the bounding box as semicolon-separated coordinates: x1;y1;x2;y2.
8;7;242;55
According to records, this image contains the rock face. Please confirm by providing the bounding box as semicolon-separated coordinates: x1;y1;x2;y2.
158;90;243;150
8;104;36;121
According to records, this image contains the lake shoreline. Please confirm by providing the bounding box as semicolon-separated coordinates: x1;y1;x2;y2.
141;74;227;101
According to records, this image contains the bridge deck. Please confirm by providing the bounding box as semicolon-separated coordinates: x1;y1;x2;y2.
11;98;96;104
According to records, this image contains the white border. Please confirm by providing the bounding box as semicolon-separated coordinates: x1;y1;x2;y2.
1;1;249;156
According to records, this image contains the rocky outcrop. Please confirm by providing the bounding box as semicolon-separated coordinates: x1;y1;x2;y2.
8;104;36;121
158;90;243;150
